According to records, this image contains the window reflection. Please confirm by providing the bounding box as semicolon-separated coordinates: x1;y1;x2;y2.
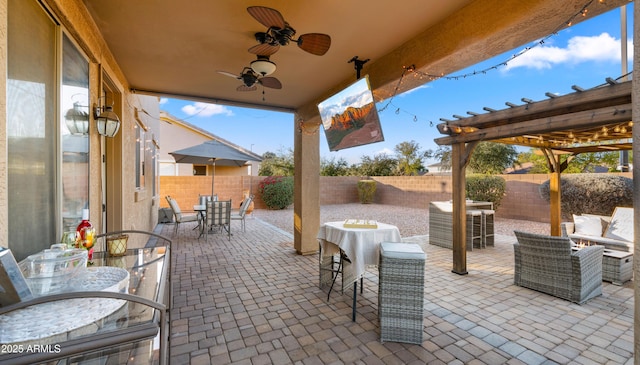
61;34;89;230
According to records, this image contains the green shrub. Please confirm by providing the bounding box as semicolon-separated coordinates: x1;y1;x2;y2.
258;176;294;209
466;174;506;210
357;180;377;204
538;174;632;218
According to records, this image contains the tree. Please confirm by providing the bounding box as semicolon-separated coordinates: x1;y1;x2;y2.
258;148;294;176
320;157;351;176
515;150;549;173
433;146;452;172
356;153;397;176
394;140;431;175
565;152;620;173
516;149;621;174
468;142;518;174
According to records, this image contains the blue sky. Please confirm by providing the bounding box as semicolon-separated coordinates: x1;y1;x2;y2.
160;4;633;165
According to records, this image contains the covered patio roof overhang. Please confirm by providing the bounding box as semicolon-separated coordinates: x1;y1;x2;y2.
74;0;631;257
433;78;633;275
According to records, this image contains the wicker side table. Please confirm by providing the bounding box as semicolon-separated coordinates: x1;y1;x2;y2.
378;242;425;344
601;249;633;285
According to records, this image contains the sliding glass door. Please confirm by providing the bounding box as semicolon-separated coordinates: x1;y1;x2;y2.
8;0;90;260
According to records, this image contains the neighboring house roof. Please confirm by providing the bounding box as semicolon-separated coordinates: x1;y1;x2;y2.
159;111;261;161
427;162;450;171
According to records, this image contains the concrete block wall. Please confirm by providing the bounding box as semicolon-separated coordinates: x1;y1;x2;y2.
160;173;632;223
319;176;361;204
498;174;550;222
371;176;453;208
160;176;255;212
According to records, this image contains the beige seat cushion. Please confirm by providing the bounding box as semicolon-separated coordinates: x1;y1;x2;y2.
603;207;633;242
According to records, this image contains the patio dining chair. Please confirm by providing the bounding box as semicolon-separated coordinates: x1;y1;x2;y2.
204;199;231;241
231;194;253;232
165;196;199;236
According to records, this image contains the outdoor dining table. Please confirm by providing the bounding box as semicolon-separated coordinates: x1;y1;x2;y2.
194;204;206;236
317;221;401;321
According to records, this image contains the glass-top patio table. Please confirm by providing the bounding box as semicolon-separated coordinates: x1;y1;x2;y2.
0;231;170;365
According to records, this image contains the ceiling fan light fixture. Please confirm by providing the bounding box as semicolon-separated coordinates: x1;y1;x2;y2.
250;57;277;76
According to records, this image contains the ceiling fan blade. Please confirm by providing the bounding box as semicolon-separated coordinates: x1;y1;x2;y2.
259;77;282;90
248;43;280;56
247;6;285;29
297;33;331;55
217;70;241;79
237;85;257;92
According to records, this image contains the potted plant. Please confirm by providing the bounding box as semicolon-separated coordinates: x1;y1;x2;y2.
357;180;376;204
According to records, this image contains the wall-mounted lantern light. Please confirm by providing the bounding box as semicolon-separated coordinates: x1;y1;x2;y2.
94;98;121;137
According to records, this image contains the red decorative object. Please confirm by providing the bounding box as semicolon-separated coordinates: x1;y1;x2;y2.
76;209;95;260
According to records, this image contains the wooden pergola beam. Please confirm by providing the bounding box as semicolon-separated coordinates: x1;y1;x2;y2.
436;103;632;145
443;81;631;131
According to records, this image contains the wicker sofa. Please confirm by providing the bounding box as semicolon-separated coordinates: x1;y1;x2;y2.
561;207;633;252
513;230;604;304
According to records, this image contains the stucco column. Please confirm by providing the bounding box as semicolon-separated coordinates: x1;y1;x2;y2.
632;2;639;359
293;114;320;255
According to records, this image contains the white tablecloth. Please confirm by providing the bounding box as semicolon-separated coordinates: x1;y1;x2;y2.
317;221;402;283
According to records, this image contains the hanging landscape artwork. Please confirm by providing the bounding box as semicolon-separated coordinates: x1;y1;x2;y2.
317;75;384;151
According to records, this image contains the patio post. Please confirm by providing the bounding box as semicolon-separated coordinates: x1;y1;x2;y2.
293;114;321;255
548;169;561;236
451;142;477;274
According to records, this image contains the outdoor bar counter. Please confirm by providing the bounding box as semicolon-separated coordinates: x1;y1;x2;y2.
429;200;494;250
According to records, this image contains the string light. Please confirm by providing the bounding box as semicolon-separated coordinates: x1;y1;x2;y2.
377;0;615;131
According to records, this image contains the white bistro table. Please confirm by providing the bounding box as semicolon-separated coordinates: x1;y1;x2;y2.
317;221;401;321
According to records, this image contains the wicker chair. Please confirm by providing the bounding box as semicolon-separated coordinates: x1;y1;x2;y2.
513;230;604;304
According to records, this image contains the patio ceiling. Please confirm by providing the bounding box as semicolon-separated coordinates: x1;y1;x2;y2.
79;0;628;120
434;79;633;154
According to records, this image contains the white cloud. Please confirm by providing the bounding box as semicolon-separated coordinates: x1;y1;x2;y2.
375;147;394;156
504;33;631;71
400;85;429;96
159;98;168;104
181;102;234;117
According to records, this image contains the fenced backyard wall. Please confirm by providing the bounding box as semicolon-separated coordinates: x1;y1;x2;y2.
160;173;632;223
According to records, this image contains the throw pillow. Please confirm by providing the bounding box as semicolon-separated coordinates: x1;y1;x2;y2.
572;215;603;237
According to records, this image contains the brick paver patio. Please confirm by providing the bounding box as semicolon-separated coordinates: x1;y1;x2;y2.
164;217;633;364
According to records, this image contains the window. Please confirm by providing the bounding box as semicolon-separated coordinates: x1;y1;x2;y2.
193;165;207;176
152;138;159;197
135;124;146;189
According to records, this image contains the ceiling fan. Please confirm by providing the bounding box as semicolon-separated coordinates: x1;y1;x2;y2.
217;66;282;92
247;6;331;56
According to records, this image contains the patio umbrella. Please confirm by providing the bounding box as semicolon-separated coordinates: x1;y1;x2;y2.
169;140;262;197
